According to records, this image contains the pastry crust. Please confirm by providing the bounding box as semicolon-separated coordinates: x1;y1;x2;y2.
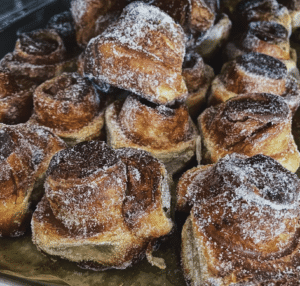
83;2;188;105
0;68;36;124
0;29;77;83
180;154;300;285
182;53;215;118
0;124;66;237
28;72;107;146
199;93;300;172
208;52;300;114
105;95;200;175
32;141;173;269
235;0;292;36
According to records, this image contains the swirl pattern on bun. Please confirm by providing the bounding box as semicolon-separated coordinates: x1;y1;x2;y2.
105;95;199;175
179;154;300;285
199;93;300;172
208;52;300;113
0;29;77;83
29;72;108;146
32;141;172;269
0;124;66;237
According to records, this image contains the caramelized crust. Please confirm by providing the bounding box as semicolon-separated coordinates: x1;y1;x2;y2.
189;0;217;32
235;0;292;35
182;53;215;117
0;124;66;237
32;141;172;269
181;154;300;285
71;0;121;47
208;53;300;113
0;30;77;83
84;2;187;105
199;93;300;172
0;68;36;124
29;72;107;146
105;95;199;175
225;21;291;61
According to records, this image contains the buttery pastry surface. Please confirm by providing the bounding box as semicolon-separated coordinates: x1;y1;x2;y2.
31;141;173;269
105;95;200;175
0;123;66;237
199;93;300;172
83;2;188;105
0;68;36;124
208;52;300;114
180;154;300;285
28;72;107;146
0;29;77;83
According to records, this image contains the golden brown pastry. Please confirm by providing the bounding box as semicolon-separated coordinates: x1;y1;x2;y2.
225;21;293;60
189;0;218;32
106;95;199;175
28;72;108;146
70;0;123;47
0;29;77;83
32;141;173;269
0;67;36;124
208;52;300;114
83;2;188;105
199;93;300;172
182;53;214;118
179;153;300;285
0;124;66;237
235;0;292;35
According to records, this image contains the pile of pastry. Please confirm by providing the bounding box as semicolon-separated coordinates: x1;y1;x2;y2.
1;0;300;284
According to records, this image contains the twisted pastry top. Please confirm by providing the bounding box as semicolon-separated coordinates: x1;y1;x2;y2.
33;72;101;131
84;2;187;105
179;154;300;282
43;141;171;238
117;95;193;149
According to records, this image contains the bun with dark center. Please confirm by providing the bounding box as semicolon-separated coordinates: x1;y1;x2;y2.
46;11;79;54
105;95;199;175
83;2;187;105
182;53;214;118
0;124;66;237
235;0;291;35
28;72;109;146
0;68;36;124
31;141;172;270
0;29;77;83
179;153;300;285
199;93;300;172
208;52;300;113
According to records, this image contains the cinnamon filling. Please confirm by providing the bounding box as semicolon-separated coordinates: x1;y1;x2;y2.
248;21;288;42
47;141;119;180
236;53;286;79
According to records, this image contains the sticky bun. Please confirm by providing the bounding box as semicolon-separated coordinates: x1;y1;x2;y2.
32;141;173;269
105;95;199;175
235;0;292;35
0;67;36;124
83;2;187;105
0;124;66;237
28;72;108;146
0;29;77;83
182;53;214;117
208;52;300;113
179;154;300;285
224;21;298;75
199;93;300;172
46;11;79;55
